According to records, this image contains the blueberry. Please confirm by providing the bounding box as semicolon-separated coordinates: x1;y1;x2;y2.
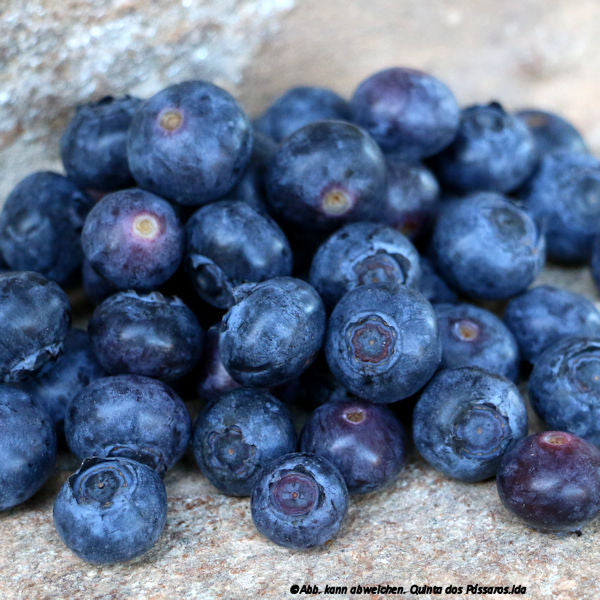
266;120;387;230
216;129;276;214
19;328;105;431
592;237;600;291
248;128;278;168
0;172;92;283
81;188;184;291
89;291;203;382
435;303;519;381
0;271;71;382
432;192;545;299
82;258;118;305
519;151;600;263
281;356;345;411
193;388;296;496
413;367;527;482
309;222;421;309
350;67;459;159
60;95;143;191
53;457;167;563
65;374;191;474
219;277;326;387
185;200;292;308
222;166;268;214
497;431;600;533
0;385;57;510
504;286;600;362
196;324;241;401
433;102;537;194
529;337;600;446
419;256;458;304
516;109;588;157
251;452;348;549
326;285;441;403
127;81;252;206
255;86;351;142
381;158;440;243
300;399;406;494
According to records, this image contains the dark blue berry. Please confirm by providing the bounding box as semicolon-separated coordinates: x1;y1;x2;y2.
497;431;600;532
222;165;269;213
300;399;406;493
434;102;537;193
529;337;600;446
504;286;600;362
419;256;458;304
89;291;203;382
193;388;296;496
82;258;118;305
381;158;440;243
54;457;167;563
432;192;545;299
516;109;588;158
413;367;527;482
60;95;143;191
81;188;184;291
0;385;57;510
592;237;600;292
435;303;519;381
0;172;92;283
223;128;275;213
255;86;351;142
266;120;387;230
219;277;326;387
127;81;252;206
519;151;600;263
19;328;105;431
325;285;441;403
0;271;71;382
196;324;241;401
309;222;421;309
65;374;191;474
185;200;292;308
251;452;348;549
351;67;459;159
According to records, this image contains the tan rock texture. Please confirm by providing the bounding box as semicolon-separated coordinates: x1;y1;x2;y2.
2;1;600;599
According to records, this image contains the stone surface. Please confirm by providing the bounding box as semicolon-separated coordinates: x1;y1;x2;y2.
2;1;600;599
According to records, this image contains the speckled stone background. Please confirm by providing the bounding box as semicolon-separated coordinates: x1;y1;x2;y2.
2;1;600;599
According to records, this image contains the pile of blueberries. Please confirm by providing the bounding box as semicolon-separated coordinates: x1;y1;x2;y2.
3;66;600;564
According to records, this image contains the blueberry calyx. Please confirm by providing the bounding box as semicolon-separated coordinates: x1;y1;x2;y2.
321;186;355;216
158;109;184;132
451;403;509;459
270;471;320;517
6;341;64;383
104;444;167;475
451;318;481;343
345;313;398;369
70;457;135;507
206;426;257;478
187;253;234;308
353;252;407;287
132;213;162;240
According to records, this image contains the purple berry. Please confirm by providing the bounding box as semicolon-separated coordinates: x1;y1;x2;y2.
89;291;203;382
300;399;407;493
497;431;600;532
81;188;183;291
